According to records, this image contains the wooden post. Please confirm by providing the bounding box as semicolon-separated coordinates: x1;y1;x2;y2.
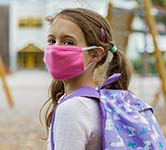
106;2;112;21
0;55;14;107
143;0;166;103
106;2;136;54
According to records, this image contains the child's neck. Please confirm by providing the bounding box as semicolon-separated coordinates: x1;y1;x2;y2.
63;75;96;95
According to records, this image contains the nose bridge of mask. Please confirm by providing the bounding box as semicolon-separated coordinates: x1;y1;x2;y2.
82;46;97;51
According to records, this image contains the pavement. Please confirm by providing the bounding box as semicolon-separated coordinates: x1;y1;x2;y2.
0;70;51;150
0;70;165;150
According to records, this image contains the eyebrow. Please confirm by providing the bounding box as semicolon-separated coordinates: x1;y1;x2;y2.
48;34;55;38
61;35;75;39
48;33;76;40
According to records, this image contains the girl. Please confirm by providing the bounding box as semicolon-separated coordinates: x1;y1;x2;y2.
42;8;165;150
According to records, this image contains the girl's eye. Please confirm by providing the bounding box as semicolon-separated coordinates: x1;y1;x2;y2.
64;40;74;45
47;39;56;45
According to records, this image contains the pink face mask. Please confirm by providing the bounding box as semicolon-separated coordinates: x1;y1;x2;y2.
43;45;97;80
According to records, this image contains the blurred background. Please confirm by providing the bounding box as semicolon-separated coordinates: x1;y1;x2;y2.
0;0;166;149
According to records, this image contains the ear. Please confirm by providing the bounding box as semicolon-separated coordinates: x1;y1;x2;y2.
91;46;105;63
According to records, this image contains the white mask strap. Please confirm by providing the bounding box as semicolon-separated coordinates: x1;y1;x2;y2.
82;46;97;51
84;61;93;70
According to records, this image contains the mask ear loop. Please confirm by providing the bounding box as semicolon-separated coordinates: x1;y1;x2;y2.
84;61;93;70
82;46;97;51
82;46;97;70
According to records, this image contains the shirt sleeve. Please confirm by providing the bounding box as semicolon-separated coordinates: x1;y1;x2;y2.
53;97;92;150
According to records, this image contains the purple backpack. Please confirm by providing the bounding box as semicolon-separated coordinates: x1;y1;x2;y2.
50;73;166;150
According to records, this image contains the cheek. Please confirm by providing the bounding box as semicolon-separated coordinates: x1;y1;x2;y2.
82;51;91;67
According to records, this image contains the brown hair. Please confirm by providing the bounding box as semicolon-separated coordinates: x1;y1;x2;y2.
40;8;131;138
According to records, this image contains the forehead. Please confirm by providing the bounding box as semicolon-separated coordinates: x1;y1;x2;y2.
49;16;83;38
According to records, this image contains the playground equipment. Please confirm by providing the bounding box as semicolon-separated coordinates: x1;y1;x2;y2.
0;54;14;107
106;2;137;53
143;0;166;106
106;0;166;106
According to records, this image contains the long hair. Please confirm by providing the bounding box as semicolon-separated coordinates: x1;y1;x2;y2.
40;8;131;138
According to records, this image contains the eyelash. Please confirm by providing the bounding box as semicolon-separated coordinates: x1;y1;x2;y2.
47;39;74;45
64;40;74;45
47;39;56;45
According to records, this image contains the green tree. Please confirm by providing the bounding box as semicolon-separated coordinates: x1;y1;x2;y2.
151;0;166;7
150;0;166;25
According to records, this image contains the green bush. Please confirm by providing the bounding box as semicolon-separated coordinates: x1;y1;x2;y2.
130;54;142;74
151;0;166;7
130;53;166;75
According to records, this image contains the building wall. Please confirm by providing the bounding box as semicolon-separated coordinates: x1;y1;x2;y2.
9;1;47;70
5;0;165;71
0;5;9;68
8;0;108;71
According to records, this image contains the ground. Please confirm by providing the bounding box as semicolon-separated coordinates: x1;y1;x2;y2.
0;70;50;150
0;70;165;150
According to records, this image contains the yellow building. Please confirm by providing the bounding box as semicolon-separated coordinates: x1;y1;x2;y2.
17;43;44;69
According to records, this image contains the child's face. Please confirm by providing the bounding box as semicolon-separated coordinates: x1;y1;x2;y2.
48;16;92;68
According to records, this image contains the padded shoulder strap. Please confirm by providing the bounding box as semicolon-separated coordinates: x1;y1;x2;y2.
62;86;100;101
99;73;121;90
61;73;122;102
51;73;122;150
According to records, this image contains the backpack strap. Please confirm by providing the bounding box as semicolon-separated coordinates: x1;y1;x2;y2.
50;73;121;150
63;73;121;99
62;86;100;101
99;73;121;90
